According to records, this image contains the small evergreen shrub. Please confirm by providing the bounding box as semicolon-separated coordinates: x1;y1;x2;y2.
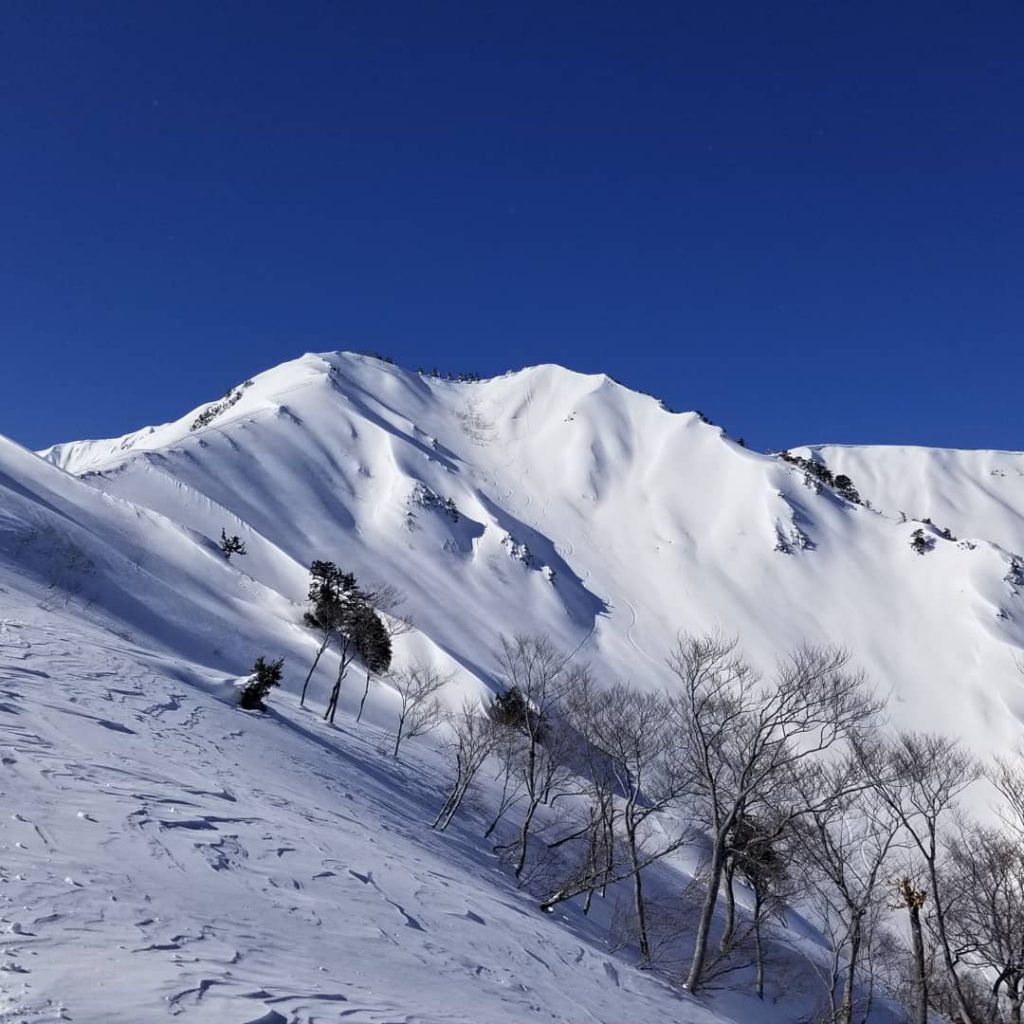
834;474;861;504
489;686;530;730
240;656;284;710
220;529;247;559
910;528;935;555
189;380;254;431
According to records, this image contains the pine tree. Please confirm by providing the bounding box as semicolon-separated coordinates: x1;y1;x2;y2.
220;529;247;559
489;685;530;730
300;561;360;707
322;585;369;725
834;474;861;504
910;528;935;555
239;656;284;710
353;605;393;722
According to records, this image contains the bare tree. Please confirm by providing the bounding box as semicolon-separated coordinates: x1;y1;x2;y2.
794;751;903;1024
543;679;686;961
992;747;1024;839
538;679;620;917
943;823;1024;1024
490;635;584;880
539;781;618;916
361;581;411;627
387;663;449;758
482;724;527;839
733;819;790;1000
433;700;499;830
871;733;981;1024
892;874;929;1024
667;634;880;994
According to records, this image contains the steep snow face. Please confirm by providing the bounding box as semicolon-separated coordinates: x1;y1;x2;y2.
797;443;1024;556
0;433;300;670
38;352;1024;757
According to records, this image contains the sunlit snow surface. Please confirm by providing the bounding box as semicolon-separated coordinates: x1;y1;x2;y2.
0;351;1018;1020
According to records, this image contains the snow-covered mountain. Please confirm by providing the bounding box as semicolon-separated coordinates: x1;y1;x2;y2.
36;351;1024;753
1;350;1022;1022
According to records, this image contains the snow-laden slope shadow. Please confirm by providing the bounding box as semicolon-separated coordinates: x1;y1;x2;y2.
473;490;608;628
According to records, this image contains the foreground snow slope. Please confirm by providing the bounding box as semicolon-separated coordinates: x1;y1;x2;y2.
3;589;762;1024
40;352;1024;755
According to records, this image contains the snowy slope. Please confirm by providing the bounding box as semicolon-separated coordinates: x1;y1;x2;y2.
0;561;839;1024
39;352;1024;756
796;442;1024;556
2;350;1022;1021
1;593;761;1024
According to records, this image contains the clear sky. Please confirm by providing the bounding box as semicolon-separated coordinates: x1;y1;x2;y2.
2;2;1022;453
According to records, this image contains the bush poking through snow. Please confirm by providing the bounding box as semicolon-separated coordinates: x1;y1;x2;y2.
239;656;284;710
1006;557;1024;589
910;528;935;555
488;685;530;731
833;474;860;504
220;529;246;559
189;380;253;431
779;452;862;504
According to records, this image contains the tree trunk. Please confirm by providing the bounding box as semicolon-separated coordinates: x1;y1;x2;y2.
600;813;614;896
684;830;728;992
840;917;862;1024
432;791;456;829
324;682;339;722
324;641;351;725
356;670;372;722
436;778;470;830
907;898;928;1024
719;857;736;954
925;850;980;1024
753;888;765;999
484;801;510;840
626;822;651;962
618;815;651;966
392;717;404;758
484;754;517;839
514;798;540;879
301;634;329;706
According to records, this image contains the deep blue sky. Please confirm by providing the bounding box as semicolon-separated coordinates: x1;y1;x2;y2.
2;2;1022;452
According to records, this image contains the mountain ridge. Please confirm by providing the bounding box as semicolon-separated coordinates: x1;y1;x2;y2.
21;350;1024;759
